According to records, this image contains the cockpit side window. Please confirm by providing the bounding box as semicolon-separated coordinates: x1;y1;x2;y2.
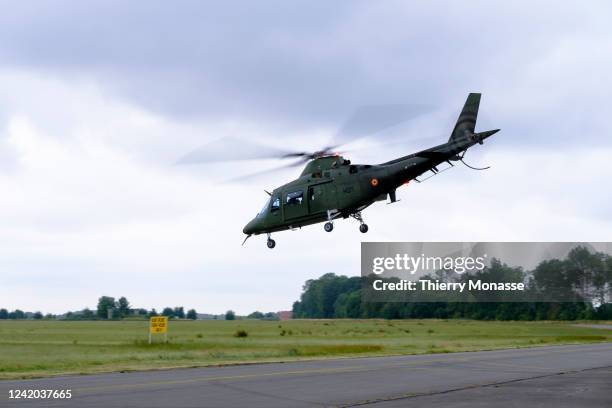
271;196;280;212
286;190;303;205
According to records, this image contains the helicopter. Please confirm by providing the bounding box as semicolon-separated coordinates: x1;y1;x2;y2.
181;93;499;249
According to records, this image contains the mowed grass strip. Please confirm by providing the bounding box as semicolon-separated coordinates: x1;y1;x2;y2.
0;319;610;379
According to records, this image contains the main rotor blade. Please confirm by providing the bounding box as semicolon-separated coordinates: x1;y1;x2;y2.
224;159;307;183
177;104;435;167
176;136;306;164
334;104;432;146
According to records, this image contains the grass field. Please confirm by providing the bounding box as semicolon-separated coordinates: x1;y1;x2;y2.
1;319;611;379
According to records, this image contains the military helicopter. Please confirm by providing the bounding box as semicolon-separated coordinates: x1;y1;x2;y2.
181;93;499;248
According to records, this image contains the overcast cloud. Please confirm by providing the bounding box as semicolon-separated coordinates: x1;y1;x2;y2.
0;1;611;314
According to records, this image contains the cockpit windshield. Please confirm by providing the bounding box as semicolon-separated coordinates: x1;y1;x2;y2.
258;197;271;217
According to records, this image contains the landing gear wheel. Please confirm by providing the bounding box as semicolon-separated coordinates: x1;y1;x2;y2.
351;212;368;233
324;222;334;232
267;238;276;249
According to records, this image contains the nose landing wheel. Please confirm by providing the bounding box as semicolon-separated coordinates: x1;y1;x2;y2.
359;223;369;233
324;222;334;232
266;233;276;249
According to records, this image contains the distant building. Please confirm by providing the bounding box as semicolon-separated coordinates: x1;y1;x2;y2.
277;311;293;320
197;313;223;320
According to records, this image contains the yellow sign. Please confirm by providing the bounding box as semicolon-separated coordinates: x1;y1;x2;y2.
150;316;168;334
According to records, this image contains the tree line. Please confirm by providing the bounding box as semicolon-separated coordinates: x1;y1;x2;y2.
1;298;279;321
0;296;198;320
0;309;46;320
293;247;612;320
95;296;198;320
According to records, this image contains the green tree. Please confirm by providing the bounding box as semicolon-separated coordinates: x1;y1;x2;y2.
0;308;8;319
9;310;25;319
225;310;235;320
162;307;175;318
533;259;569;297
293;273;361;318
97;296;116;319
33;311;43;319
173;307;185;319
596;303;612;319
186;309;197;320
117;297;131;317
248;311;264;319
334;291;362;318
148;308;158;317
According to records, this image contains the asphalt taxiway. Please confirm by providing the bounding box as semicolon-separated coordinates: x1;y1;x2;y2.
1;342;611;407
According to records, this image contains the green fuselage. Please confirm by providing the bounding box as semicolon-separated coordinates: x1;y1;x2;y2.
242;128;498;236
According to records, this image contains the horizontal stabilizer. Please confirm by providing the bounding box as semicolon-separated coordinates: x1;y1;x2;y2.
473;129;500;139
472;129;500;144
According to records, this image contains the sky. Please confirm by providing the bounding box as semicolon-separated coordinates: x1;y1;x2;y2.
1;1;611;314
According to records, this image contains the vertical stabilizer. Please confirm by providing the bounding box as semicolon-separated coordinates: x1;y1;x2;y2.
449;93;480;142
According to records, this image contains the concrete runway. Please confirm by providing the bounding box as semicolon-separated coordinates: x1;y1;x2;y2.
1;343;611;408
